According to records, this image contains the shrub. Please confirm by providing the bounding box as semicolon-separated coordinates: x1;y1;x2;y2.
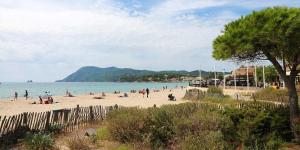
106;107;148;143
180;131;226;150
222;106;291;149
66;136;90;150
254;87;288;103
206;86;224;98
24;132;54;150
144;108;175;149
175;108;226;137
96;126;111;140
158;103;199;120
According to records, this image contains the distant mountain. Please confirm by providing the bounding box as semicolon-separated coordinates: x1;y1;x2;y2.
57;66;210;82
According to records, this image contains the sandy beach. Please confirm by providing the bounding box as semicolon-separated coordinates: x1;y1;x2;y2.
0;88;188;116
0;86;258;116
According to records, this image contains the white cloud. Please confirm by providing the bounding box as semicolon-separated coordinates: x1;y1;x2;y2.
0;0;297;81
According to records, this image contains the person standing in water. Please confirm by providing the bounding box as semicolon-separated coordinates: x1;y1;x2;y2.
146;88;150;98
25;90;28;100
14;92;18;100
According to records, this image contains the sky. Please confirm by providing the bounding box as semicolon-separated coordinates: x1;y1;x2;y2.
0;0;299;82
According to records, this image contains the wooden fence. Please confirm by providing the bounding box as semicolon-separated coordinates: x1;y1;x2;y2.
0;104;119;143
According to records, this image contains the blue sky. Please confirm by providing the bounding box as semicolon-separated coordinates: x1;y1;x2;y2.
0;0;299;82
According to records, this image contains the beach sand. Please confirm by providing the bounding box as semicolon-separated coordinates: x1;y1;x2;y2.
0;88;187;116
0;86;258;116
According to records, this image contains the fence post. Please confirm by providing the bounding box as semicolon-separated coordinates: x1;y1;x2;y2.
75;105;79;125
22;112;28;127
89;106;94;122
45;111;51;130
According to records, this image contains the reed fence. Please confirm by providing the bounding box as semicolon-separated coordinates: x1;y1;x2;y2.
0;104;119;145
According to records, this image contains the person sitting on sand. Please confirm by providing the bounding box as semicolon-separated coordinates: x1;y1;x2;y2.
124;93;128;97
48;96;54;104
168;94;176;101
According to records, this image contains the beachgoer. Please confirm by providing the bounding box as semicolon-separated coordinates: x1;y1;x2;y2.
25;90;28;100
14;92;18;100
146;88;150;98
48;96;54;104
168;94;176;101
102;92;106;97
142;89;145;98
39;96;43;104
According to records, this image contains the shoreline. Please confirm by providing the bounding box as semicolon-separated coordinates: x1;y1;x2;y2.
0;82;188;99
0;86;258;116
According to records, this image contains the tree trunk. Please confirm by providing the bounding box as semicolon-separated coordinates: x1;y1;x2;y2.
286;79;300;142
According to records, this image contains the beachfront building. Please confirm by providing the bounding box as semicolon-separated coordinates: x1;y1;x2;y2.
226;65;255;86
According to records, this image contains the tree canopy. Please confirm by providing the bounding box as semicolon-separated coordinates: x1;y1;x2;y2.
213;7;300;79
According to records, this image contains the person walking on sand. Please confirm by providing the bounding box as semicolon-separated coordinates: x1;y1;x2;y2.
146;88;150;98
25;90;28;100
14;92;18;100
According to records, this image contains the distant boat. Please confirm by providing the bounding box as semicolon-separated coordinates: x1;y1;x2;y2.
27;80;33;83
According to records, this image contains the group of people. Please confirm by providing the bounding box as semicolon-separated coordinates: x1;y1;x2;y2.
139;88;150;98
13;90;29;101
38;95;54;104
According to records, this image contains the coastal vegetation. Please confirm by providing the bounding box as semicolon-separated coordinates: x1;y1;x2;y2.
93;101;291;149
213;6;300;141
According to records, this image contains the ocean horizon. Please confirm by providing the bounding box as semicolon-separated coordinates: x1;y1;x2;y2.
0;82;188;99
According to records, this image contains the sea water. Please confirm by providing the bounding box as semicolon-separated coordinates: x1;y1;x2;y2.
0;82;188;99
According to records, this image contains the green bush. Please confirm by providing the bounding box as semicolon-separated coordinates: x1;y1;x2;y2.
106;107;148;143
144;108;175;149
24;132;54;150
222;106;291;149
254;87;288;103
180;131;226;150
96;126;111;140
158;103;199;120
106;102;291;149
175;109;226;137
206;86;224;98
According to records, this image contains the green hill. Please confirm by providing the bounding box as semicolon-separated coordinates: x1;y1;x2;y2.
57;66;210;82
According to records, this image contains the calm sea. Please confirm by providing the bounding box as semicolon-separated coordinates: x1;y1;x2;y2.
0;82;188;99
